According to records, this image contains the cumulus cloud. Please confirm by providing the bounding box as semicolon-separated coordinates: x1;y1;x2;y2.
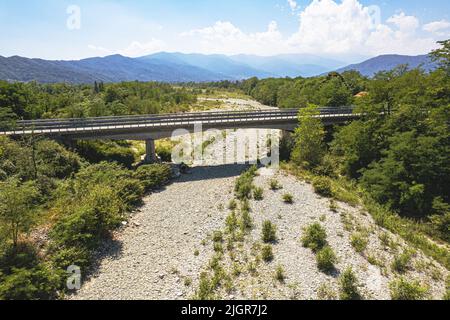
181;0;442;56
423;19;450;36
180;20;286;55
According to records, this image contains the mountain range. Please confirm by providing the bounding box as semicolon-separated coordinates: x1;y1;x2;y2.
0;52;438;84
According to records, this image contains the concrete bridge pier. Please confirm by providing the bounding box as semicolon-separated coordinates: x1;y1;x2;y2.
144;139;158;163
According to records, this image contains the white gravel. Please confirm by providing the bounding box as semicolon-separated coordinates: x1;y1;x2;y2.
70;98;448;300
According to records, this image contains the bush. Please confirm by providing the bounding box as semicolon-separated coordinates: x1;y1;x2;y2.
35;140;81;179
51;185;123;250
392;250;413;273
235;170;255;200
76;140;135;168
269;179;282;191
261;245;274;262
253;187;264;200
228;199;237;210
262;221;277;243
301;223;327;252
275;265;285;282
350;233;368;253
0;264;60;300
389;278;429;300
339;268;360;300
312;177;333;197
282;193;294;204
316;246;337;273
133;164;172;192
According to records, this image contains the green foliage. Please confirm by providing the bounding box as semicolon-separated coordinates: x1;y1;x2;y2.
261;245;274;262
391;250;414;274
253;187;264;200
339;268;361;300
350;233;369;253
0;178;40;247
316;246;337;273
269;179;282;191
282;193;294;204
301;223;327;252
35;140;81;179
312;177;333;197
275;265;285;282
133;164;172;192
50;185;123;250
0;264;61;300
389;278;429;300
291;105;326;169
76;140;136;168
234;167;257;200
262;221;277;243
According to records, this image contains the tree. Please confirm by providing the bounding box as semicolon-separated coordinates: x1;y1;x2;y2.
430;39;450;75
291;104;326;169
0;179;39;247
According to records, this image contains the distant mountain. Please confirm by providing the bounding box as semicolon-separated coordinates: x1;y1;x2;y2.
230;54;345;77
140;52;275;79
0;52;439;84
336;54;438;77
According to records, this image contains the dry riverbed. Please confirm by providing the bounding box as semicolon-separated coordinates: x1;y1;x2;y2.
71;98;448;300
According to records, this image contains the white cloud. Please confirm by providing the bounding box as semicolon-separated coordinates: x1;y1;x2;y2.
423;19;450;36
88;39;166;58
386;12;419;33
287;0;298;11
180;20;286;55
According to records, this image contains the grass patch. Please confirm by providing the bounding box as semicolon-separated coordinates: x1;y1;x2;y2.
261;245;274;262
391;250;414;274
269;179;282;191
389;277;429;300
316;246;337;273
253;187;264;201
350;232;369;254
262;221;277;243
275;265;285;283
301;223;327;252
339;267;361;300
282;193;294;204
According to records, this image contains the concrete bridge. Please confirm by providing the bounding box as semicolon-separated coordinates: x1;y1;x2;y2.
1;108;359;162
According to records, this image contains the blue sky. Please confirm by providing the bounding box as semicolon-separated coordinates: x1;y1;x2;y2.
1;0;449;61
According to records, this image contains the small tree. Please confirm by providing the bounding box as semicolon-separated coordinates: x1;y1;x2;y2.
0;178;39;247
430;39;450;75
291;104;326;169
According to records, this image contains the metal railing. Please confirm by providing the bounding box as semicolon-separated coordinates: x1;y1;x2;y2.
1;107;357;136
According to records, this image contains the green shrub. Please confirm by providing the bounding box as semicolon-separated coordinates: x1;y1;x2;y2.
133;164;172;192
35;140;81;179
51;185;123;250
240;210;253;231
275;265;285;282
253;187;264;200
76;140;135;168
316;246;337;273
312;177;333;197
339;268;360;300
212;231;223;243
389;278;429;300
0;264;61;300
301;223;327;252
228;199;237;210
235;171;255;200
262;221;277;243
282;193;294;204
269;179;282;191
350;233;369;253
261;245;274;262
392;250;413;273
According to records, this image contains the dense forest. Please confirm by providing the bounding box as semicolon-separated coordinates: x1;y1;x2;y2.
0;40;449;299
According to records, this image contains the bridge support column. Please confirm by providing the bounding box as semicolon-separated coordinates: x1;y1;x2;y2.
144;139;157;163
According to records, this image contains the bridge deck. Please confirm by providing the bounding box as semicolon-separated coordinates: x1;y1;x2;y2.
1;108;358;138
